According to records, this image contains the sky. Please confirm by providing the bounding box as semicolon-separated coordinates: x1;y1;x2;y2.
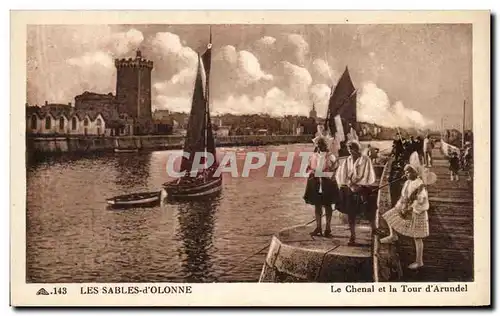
26;24;472;130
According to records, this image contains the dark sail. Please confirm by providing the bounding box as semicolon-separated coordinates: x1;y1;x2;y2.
323;66;357;157
326;66;357;138
180;54;209;173
180;34;217;174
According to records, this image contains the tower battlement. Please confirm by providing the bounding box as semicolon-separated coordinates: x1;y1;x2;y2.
114;58;153;69
114;50;153;69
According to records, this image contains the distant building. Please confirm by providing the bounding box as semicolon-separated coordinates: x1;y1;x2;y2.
309;103;317;120
153;109;171;120
75;91;116;112
26;103;123;136
215;126;230;137
26;49;169;136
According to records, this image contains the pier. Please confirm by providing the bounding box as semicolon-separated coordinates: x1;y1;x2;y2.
376;143;474;282
259;141;474;283
259;163;387;282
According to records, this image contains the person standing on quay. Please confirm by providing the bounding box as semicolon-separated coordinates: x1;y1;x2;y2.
423;135;433;167
335;140;377;246
462;141;473;181
449;151;460;181
303;137;340;237
379;163;430;270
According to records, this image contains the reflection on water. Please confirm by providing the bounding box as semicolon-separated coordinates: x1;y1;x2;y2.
26;142;392;283
176;197;219;282
113;153;152;189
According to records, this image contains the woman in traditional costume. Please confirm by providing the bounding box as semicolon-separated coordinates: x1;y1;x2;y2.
380;163;430;270
335;140;377;246
303;137;339;237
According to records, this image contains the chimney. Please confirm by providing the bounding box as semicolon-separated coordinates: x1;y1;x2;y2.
45;101;48;106
68;102;72;106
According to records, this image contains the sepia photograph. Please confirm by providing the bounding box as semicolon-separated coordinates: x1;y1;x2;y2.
11;10;490;306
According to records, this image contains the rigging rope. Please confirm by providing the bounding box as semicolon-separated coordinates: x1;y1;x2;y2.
217;215;321;279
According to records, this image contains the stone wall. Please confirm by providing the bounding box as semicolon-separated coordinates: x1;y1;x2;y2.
26;134;314;157
372;157;403;282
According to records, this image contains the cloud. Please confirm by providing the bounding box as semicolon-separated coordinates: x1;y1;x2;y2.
150;32;202;110
310;58;336;85
110;28;144;55
209;45;273;99
278;34;309;66
214;46;273;84
151;32;198;73
154;95;192;113
237;50;273;83
212;87;310;117
255;36;277;47
27;26;145;104
66;51;114;69
309;83;331;117
357;81;434;128
278;61;312;100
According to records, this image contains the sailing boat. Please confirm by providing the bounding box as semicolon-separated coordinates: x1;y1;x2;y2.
163;33;222;199
323;66;358;157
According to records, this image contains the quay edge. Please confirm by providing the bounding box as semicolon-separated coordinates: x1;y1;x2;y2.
258;158;402;282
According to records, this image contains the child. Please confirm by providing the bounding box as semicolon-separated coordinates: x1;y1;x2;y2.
449;151;460;181
304;137;339;237
380;164;429;270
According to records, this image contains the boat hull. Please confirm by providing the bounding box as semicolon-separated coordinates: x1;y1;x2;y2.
106;191;161;209
114;148;139;153
164;177;222;200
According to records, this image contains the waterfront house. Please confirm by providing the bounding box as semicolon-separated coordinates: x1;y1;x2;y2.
26;103;125;136
215;126;231;137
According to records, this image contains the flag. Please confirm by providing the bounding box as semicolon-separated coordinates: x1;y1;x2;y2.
334;115;345;142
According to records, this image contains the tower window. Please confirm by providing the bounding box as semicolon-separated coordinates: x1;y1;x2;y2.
96;118;102;126
72;117;77;130
84;118;89;127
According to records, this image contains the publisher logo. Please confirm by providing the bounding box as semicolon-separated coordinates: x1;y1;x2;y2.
36;288;50;295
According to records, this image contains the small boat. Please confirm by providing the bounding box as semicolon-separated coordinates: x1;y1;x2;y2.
164;30;223;200
164;176;222;200
114;148;139;153
106;190;165;208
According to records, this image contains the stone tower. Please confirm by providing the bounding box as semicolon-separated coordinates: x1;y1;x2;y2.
115;49;154;134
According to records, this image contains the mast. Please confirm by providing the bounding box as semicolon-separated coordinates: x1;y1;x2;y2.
201;26;216;170
204;29;211;169
462;99;466;148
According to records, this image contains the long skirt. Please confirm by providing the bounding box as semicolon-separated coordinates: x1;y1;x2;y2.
335;186;377;221
382;206;429;238
303;175;339;206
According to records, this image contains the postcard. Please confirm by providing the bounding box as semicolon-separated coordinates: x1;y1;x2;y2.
11;10;490;306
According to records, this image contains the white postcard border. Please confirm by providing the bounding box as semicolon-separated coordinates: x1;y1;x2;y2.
10;10;491;307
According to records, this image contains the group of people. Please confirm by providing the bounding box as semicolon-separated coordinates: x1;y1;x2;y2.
391;135;434;168
448;141;473;182
304;127;433;270
303;136;376;246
